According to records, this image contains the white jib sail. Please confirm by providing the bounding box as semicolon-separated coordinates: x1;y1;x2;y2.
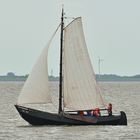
18;24;60;104
63;17;105;111
18;46;51;104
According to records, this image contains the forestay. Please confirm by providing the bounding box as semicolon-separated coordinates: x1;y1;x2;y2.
63;17;105;111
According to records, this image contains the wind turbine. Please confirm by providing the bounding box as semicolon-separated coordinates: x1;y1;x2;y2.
98;57;104;79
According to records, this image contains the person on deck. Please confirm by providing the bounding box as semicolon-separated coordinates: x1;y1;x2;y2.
78;111;84;116
108;103;112;116
91;108;101;117
87;110;91;116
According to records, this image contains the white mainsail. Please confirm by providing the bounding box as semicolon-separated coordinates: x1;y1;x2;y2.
17;25;60;104
63;17;105;111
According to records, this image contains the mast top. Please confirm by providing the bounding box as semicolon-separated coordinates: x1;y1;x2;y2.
62;4;64;9
61;5;64;19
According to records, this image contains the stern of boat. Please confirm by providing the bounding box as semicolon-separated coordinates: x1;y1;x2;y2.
119;111;127;125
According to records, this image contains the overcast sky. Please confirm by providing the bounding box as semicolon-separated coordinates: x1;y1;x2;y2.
0;0;140;76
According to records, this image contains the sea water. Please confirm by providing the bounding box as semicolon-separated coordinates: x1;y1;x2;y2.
0;81;140;140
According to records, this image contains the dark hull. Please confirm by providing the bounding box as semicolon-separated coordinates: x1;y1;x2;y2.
15;105;127;125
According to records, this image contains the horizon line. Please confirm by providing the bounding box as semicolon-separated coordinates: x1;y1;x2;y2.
0;72;140;77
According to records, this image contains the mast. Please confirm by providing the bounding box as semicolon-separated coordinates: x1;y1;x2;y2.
59;7;64;114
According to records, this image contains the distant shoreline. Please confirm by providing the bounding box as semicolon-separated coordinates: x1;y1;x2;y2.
0;74;140;82
96;74;140;82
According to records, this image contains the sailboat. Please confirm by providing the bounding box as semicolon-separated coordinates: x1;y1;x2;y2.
15;8;127;125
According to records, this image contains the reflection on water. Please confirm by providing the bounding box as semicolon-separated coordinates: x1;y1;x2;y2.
0;81;140;140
